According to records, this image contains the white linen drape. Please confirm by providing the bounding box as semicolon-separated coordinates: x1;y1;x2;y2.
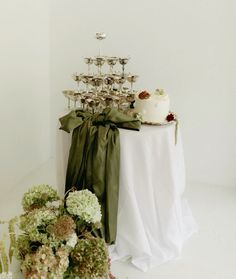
109;124;197;271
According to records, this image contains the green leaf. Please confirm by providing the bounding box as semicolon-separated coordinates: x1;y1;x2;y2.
63;267;76;279
76;219;86;232
0;258;3;273
0;239;9;272
8;217;17;263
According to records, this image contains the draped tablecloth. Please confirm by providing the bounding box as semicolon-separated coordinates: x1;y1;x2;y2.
56;121;197;272
109;124;197;271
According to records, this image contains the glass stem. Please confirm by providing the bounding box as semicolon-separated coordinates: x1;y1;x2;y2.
99;41;102;56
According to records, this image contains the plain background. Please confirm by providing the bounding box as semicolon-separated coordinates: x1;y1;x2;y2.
0;0;235;196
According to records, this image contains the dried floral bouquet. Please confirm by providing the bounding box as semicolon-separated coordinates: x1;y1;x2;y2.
15;185;114;279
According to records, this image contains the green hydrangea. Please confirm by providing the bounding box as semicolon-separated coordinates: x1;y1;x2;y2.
22;185;59;211
15;234;31;260
66;190;101;224
20;208;58;244
71;236;108;279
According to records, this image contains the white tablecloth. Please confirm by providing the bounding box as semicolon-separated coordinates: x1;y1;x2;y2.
110;124;197;271
56;122;197;272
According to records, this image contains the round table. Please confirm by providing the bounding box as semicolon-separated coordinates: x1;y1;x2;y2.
57;122;197;272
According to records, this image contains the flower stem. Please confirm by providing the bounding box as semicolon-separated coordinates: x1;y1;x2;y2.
0;239;9;272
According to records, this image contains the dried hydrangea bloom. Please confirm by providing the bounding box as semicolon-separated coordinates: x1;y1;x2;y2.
22;185;59;211
15;234;31;260
71;236;109;279
21;245;57;278
21;245;69;279
66;190;102;224
19;208;58;244
54;246;70;277
47;215;76;241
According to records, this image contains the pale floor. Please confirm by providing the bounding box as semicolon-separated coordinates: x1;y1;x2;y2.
1;160;236;279
111;184;236;279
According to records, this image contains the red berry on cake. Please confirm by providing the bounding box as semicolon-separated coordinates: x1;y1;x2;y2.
166;113;175;122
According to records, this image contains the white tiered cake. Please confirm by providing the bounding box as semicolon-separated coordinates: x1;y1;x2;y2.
135;89;170;123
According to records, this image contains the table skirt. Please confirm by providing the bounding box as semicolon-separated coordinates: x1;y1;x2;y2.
56;122;197;272
109;124;197;271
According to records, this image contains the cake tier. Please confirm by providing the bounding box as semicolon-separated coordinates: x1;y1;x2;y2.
135;92;170;123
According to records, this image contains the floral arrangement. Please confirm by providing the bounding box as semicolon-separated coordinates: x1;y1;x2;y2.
15;185;114;279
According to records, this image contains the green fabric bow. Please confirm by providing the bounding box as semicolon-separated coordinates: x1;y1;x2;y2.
59;108;141;244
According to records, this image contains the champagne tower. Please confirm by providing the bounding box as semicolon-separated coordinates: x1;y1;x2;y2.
62;33;139;114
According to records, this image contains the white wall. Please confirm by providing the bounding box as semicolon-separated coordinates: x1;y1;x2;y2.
0;0;51;193
0;0;235;191
50;0;236;188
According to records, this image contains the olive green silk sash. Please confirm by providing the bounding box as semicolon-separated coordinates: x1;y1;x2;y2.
59;108;140;244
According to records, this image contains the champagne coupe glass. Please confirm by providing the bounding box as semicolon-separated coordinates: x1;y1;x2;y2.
72;73;82;91
105;96;113;108
95;32;106;56
113;95;120;109
94;57;105;75
122;86;129;94
119;94;129;111
104;76;115;92
87;99;95;113
80;92;86;111
62;90;74;109
89;77;103;96
111;73;120;92
99;88;109;97
115;75;127;94
99;96;106;111
81;74;92;93
93;98;100;113
107;57;118;74
119;57;129;75
84;57;93;74
70;92;80;108
126;93;135;109
127;74;139;93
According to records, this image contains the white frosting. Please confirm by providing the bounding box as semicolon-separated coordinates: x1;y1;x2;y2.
135;90;170;123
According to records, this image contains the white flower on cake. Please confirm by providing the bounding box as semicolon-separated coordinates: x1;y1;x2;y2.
135;88;170;123
155;88;165;95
